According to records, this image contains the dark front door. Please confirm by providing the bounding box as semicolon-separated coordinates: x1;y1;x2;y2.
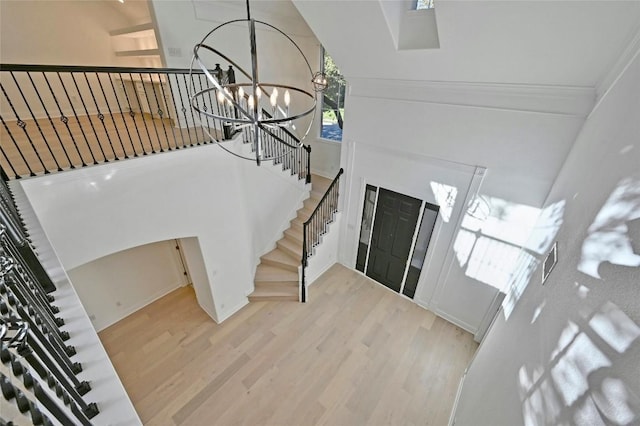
366;188;422;292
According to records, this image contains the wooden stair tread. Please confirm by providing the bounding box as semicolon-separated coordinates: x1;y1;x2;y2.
261;248;298;265
260;248;299;272
311;174;332;192
255;264;298;282
297;207;315;221
303;197;319;210
283;227;303;243
254;281;298;289
276;237;302;260
248;287;298;301
280;235;302;249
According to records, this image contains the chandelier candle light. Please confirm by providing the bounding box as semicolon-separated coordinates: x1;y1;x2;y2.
189;0;327;165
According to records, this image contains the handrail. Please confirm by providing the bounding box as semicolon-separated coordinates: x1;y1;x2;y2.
301;168;344;302
304;169;343;227
1;63;207;75
260;108;302;149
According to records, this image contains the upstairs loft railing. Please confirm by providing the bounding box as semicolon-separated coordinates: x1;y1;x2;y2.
301;168;343;302
0;64;311;182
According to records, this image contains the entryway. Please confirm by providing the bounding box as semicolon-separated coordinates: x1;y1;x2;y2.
356;185;439;299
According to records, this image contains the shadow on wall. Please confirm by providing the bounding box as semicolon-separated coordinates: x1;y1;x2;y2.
516;176;640;425
444;188;559;319
503;199;566;318
519;291;640;425
579;176;640;278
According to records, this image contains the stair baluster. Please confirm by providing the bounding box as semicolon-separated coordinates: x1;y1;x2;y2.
301;168;343;302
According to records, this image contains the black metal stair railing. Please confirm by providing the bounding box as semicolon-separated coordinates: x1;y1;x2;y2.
0;64;312;183
0;175;56;293
238;103;312;184
0;173;99;424
301;168;343;302
0;236;99;423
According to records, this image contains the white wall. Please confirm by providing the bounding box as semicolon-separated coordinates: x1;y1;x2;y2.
0;0;157;69
336;75;589;333
150;0;318;73
19;143;308;324
344;87;585;207
306;213;341;286
0;0;157;121
309;138;342;179
339;140;497;333
0;0;135;66
68;239;186;331
179;236;217;320
454;46;640;425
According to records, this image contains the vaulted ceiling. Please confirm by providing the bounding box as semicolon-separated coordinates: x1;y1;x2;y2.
293;0;640;92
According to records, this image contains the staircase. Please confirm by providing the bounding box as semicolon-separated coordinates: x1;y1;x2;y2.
249;174;332;301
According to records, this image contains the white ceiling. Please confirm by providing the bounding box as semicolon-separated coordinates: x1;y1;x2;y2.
292;0;640;88
106;0;151;25
193;0;316;38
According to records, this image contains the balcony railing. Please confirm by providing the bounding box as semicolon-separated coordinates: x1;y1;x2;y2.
0;64;311;182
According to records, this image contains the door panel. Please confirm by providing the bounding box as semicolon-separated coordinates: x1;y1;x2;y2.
366;188;421;292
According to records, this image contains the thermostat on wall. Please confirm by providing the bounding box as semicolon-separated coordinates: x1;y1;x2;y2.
542;242;558;284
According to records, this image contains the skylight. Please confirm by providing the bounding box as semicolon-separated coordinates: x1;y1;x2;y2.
416;0;434;10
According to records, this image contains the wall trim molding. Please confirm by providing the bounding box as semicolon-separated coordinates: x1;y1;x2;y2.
354;138;480;175
348;77;595;117
448;371;468;426
596;22;640;99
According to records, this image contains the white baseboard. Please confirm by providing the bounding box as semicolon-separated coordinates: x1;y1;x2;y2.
311;167;339;179
432;307;477;336
448;370;467;426
307;260;337;286
215;298;249;324
94;282;182;332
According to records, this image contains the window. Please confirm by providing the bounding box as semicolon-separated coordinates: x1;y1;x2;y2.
415;0;434;10
320;49;346;141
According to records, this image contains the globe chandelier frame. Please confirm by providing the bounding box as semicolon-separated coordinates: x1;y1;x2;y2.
189;0;327;166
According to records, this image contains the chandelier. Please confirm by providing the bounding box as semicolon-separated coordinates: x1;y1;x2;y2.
189;0;327;165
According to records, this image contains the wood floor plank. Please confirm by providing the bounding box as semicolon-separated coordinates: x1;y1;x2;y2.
172;353;251;424
99;264;478;425
1;113;219;178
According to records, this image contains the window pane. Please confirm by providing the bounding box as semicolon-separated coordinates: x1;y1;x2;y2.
403;203;439;299
356;185;377;272
321;50;346;141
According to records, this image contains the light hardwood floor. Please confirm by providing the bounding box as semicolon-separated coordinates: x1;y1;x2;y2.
99;264;478;425
1;113;212;178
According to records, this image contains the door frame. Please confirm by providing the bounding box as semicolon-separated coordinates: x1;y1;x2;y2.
343;144;491;336
355;180;439;301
